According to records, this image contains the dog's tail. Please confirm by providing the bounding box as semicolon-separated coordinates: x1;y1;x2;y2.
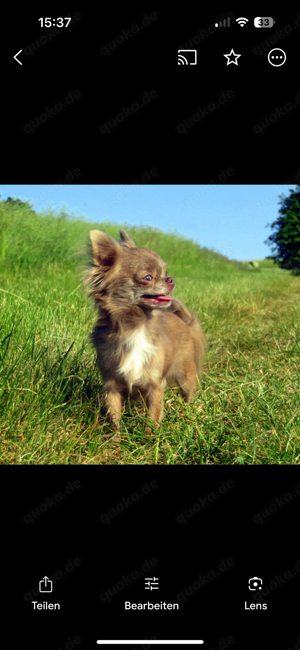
188;313;207;379
169;298;208;378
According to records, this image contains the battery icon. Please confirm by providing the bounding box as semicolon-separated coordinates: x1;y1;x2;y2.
254;17;275;28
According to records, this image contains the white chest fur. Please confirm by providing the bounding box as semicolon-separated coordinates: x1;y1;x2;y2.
118;326;158;389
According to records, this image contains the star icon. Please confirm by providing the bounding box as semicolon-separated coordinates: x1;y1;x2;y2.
223;48;241;65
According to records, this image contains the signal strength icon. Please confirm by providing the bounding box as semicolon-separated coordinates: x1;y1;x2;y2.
215;17;231;27
236;17;249;26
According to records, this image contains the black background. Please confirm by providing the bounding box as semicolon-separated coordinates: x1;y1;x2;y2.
3;7;300;182
5;467;300;648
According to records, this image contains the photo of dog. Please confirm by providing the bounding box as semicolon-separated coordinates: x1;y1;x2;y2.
84;229;207;435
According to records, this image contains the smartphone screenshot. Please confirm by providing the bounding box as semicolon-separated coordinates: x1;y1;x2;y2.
2;6;300;650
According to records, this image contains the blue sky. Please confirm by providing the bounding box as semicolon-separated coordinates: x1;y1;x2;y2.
0;184;296;261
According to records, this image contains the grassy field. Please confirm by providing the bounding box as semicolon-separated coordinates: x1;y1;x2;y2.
1;201;300;464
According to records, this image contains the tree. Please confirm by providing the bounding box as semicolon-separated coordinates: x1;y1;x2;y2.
265;185;300;270
4;196;35;211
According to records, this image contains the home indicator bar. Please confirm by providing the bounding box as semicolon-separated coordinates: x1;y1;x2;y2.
96;642;204;645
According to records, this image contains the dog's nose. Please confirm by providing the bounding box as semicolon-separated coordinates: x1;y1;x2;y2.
165;276;174;288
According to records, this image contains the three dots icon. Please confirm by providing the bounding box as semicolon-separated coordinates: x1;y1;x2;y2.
268;48;286;66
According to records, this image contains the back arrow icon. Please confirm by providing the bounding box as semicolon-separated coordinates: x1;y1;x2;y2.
14;50;22;65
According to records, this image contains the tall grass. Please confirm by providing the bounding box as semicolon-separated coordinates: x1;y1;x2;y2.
0;199;248;274
1;201;299;465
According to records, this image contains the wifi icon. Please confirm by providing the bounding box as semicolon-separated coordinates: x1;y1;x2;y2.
236;17;249;26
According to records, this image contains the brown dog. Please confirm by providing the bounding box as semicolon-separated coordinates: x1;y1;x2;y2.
85;229;207;435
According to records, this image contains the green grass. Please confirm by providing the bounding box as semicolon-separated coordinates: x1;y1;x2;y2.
1;202;300;464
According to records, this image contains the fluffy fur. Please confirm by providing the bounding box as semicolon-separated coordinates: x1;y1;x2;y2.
84;229;207;435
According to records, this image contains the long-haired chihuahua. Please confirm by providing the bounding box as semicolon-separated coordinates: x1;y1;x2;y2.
84;229;207;436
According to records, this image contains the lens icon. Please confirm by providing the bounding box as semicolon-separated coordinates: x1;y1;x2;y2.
248;577;263;591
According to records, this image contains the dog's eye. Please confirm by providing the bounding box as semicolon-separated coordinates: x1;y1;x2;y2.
144;275;152;281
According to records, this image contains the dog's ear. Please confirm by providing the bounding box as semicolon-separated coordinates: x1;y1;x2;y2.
89;230;119;268
119;230;137;248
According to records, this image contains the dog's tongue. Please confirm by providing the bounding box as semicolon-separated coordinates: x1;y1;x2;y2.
156;295;173;301
142;295;174;304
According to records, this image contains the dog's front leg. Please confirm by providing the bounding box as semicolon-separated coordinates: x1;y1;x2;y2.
103;380;123;430
145;384;164;435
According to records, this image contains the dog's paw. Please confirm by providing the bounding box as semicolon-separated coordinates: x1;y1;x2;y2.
144;422;160;437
